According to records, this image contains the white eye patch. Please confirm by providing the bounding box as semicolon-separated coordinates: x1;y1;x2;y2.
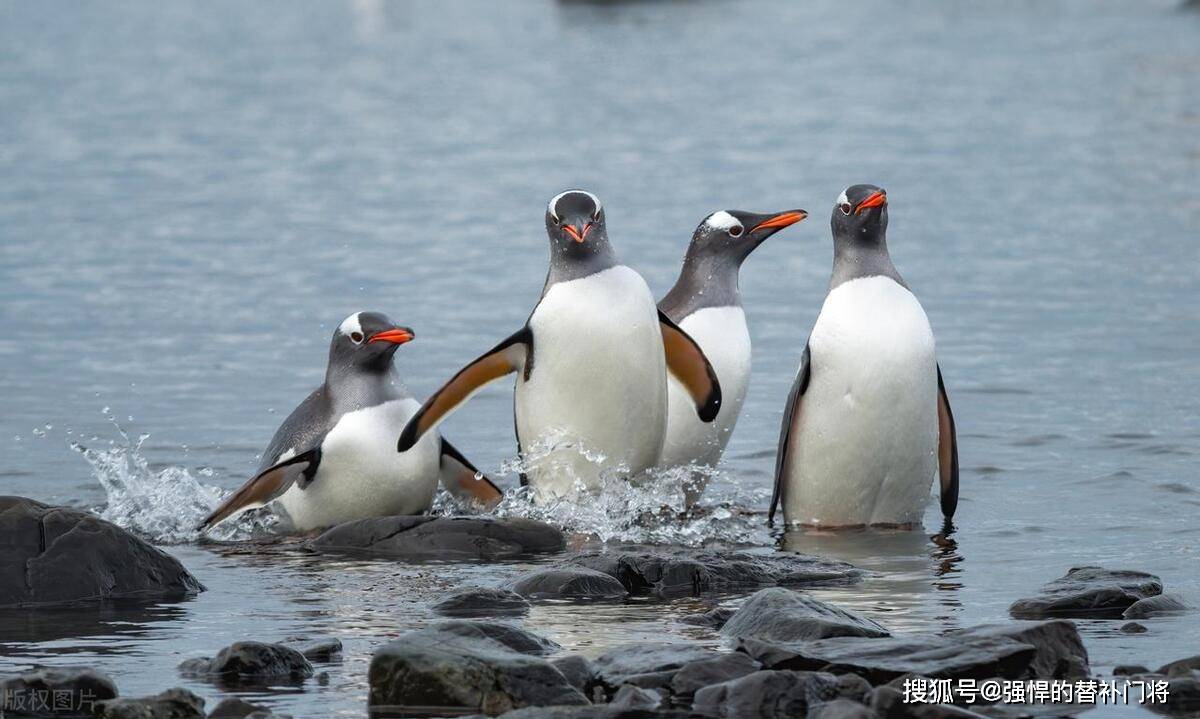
548;190;602;220
836;190;850;208
338;312;363;338
704;211;742;233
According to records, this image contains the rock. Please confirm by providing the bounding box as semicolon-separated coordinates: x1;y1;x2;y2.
506;567;629;600
721;588;889;643
1158;655;1200;677
608;684;661;709
1114;664;1151;676
0;496;204;607
669;652;760;698
430;620;561;656
179;641;313;684
1008;566;1162;619
870;686;988;717
592;643;716;692
207;698;288;718
569;549;862;598
93;688;205;719
369;622;587;715
435;587;532;617
1123;593;1190;619
834;673;874;703
0;667;118;717
550;655;597;696
679;606;735;629
1121;621;1149;634
948;620;1089;679
692;670;840;718
285;637;342;662
309;515;565;560
810;699;880;719
497;708;693;718
1154;674;1200;714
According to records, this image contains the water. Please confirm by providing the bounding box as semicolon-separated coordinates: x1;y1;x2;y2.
1;0;1198;716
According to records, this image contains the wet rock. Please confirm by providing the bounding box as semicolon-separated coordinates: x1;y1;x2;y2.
669;652;761;698
497;708;693;718
0;667;118;717
692;669;840;718
435;587;532;617
0;496;204;607
1153;673;1200;714
834;673;874;703
1123;593;1190;619
1121;621;1149;634
1158;655;1200;677
179;641;313;684
551;655;597;696
93;688;205;719
569;549;862;598
679;606;735;629
1114;664;1151;676
810;699;880;719
431;619;561;656
283;637;342;662
870;686;988;717
1008;566;1162;619
948;620;1089;679
608;684;662;709
507;567;629;600
369;623;587;715
592;643;716;692
207;698;290;718
309;515;565;560
721;588;889;643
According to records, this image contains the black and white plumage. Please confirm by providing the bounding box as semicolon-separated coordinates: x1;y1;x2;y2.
198;311;501;532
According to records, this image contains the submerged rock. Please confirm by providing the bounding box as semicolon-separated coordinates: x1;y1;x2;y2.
1113;664;1151;676
179;641;313;684
309;515;565;560
679;606;735;629
568;549;862;598
0;496;204;607
506;567;629;600
0;667;118;717
289;637;342;662
1008;566;1162;619
591;643;717;692
720;588;889;643
1121;621;1149;634
435;587;532;617
93;688;205;719
369;622;587;714
692;669;840;718
207;697;291;718
1123;593;1190;619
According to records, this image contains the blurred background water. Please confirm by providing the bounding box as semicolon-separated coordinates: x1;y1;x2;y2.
0;0;1198;716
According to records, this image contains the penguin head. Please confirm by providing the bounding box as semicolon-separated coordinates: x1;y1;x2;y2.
545;189;608;256
689;209;807;264
831;184;888;243
329;311;414;373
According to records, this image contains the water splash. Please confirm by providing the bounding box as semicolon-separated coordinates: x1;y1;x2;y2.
72;415;277;544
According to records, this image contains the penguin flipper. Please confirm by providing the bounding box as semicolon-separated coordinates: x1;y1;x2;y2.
936;364;959;519
439;437;503;509
658;309;722;422
769;344;810;525
397;327;532;452
197;447;321;531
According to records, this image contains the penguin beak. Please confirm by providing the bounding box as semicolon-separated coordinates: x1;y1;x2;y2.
751;210;808;234
855;191;887;214
368;327;415;345
562;222;591;244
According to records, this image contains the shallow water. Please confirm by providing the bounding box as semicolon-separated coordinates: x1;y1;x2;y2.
1;0;1198;716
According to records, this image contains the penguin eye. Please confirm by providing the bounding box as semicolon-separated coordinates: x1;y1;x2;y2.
350;331;364;344
728;224;744;238
839;202;852;216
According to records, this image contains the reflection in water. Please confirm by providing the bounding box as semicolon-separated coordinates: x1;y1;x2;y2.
0;601;189;647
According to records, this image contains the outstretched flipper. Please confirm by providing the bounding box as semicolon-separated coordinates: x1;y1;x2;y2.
439;438;503;508
397;327;533;452
769;344;810;525
658;309;722;422
198;447;321;531
936;365;959;519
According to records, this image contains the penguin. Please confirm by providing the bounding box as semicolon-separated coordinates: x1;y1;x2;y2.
770;185;959;528
658;208;808;505
198;311;502;532
397;190;722;503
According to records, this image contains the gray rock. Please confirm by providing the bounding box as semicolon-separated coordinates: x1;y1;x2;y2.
569;549;862;598
206;698;289;718
834;673;874;703
435;587;532;617
497;708;694;718
284;637;342;662
721;588;889;643
430;620;561;656
1151;674;1200;714
309;515;565;560
0;667;118;717
507;567;629;600
550;655;597;696
1008;566;1162;619
679;607;735;629
870;686;989;717
608;684;661;709
1121;621;1149;634
669;652;760;698
1123;593;1190;619
592;643;716;692
1158;655;1200;677
810;699;880;719
369;623;587;715
1114;664;1151;676
93;688;205;719
179;642;313;684
948;620;1089;679
692;670;840;718
0;496;204;607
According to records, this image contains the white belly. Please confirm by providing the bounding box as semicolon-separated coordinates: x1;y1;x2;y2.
659;306;751;504
782;276;938;527
278;398;441;531
516;266;667;502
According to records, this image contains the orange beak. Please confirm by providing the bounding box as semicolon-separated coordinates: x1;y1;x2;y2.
562;223;591;243
855;191;887;214
752;210;808;232
368;327;415;345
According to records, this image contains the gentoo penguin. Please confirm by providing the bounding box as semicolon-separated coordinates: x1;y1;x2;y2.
770;185;959;528
397;190;721;503
198;312;502;532
658;208;808;504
